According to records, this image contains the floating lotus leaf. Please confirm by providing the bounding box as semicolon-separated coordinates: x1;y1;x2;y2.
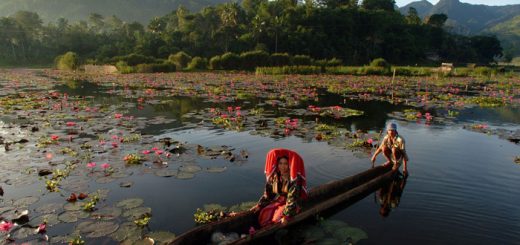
35;203;62;214
51;235;74;244
32;214;59;226
176;171;195;180
146;231;176;244
58;211;89;223
116;198;144;210
63;181;89;193
154;169;178;177
110;222;144;242
91;207;122;220
0;206;14;215
96;189;111;199
96;176;117;184
315;238;343;245
13;227;34;239
123;207;152;219
178;165;202;173
203;204;226;212
120;181;134;188
302;225;326;241
13;196;39;207
111;171;133;178
320;220;348;234
124;237;155;245
64;202;84;211
205;166;227;173
76;221;119;238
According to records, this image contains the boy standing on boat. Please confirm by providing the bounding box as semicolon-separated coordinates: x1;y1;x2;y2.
371;123;409;176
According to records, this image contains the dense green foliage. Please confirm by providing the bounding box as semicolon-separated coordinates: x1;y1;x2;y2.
56;52;80;70
0;0;505;67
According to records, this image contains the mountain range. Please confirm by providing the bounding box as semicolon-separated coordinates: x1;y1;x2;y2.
399;0;520;56
0;0;228;24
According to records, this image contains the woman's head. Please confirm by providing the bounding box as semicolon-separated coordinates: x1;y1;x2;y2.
277;156;289;175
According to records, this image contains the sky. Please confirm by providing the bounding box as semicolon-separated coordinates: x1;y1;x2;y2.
395;0;520;7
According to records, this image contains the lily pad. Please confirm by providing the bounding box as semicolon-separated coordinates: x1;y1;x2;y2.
228;201;256;212
96;176;117;184
320;220;348;234
35;203;62;214
203;204;226;212
91;207;122;220
110;222;144;242
123;207;152;219
176;171;195;180
302;225;326;241
120;181;134;188
13;227;34;239
32;213;60;226
13;196;39;207
64;202;84;211
58;211;89;223
76;221;119;238
315;238;343;245
147;231;176;244
154;169;178;177
333;227;367;243
178;165;202;173
116;198;144;210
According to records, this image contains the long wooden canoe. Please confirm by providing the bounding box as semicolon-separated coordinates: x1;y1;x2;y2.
171;165;395;245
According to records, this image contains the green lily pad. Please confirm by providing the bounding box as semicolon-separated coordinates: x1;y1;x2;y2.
96;176;117;184
154;169;178;177
123;237;155;245
116;198;144;210
0;206;14;215
178;165;202;173
13;196;39;207
58;211;89;223
176;171;195;180
110;222;144;242
123;207;152;219
335;227;367;243
96;188;111;200
13;227;34;239
91;207;122;220
302;225;326;241
315;238;343;245
320;220;348;234
147;231;176;244
32;213;60;226
64;202;84;211
35;203;62;214
76;221;119;238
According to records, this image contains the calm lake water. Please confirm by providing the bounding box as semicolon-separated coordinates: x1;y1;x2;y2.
2;76;520;244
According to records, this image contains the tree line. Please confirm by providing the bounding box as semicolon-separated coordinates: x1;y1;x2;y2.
0;0;503;67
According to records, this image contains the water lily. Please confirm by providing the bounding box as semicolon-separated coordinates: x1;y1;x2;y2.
142;150;151;155
0;221;14;232
66;122;76;127
51;135;59;141
155;150;164;155
86;162;96;171
367;138;373;145
114;113;123;119
35;222;46;234
101;163;110;170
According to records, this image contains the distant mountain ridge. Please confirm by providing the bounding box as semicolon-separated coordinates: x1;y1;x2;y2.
400;0;520;56
0;0;228;23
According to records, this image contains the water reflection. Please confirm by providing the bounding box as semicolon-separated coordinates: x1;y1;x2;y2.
376;172;407;218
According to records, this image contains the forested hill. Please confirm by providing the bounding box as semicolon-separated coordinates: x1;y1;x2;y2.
400;0;520;56
0;0;228;23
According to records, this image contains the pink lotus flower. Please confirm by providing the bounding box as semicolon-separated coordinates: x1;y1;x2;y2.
114;113;123;119
0;221;14;232
87;162;96;169
151;147;159;151
227;106;233;112
416;112;422;118
99;140;106;146
66;122;76;127
51;135;59;141
165;153;172;158
235;106;241;111
367;138;373;145
101;163;110;170
142;150;151;155
155;150;164;155
36;222;46;234
111;142;119;148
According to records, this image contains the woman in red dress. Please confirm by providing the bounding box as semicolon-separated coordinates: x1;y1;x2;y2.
250;148;307;227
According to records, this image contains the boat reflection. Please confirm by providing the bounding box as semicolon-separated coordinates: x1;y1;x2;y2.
376;172;407;218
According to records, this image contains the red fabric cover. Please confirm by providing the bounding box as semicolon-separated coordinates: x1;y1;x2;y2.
258;196;286;227
264;148;307;199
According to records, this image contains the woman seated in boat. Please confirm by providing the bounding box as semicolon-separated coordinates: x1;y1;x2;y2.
250;148;307;227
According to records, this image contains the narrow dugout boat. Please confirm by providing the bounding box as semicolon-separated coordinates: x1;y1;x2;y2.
171;165;395;245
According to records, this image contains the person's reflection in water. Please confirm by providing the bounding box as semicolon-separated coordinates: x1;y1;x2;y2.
377;172;407;217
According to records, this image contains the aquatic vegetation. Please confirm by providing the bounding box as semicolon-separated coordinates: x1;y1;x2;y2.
123;153;142;165
69;235;85;245
134;213;152;227
194;208;224;224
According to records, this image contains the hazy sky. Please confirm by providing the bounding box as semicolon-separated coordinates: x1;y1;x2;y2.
395;0;520;7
